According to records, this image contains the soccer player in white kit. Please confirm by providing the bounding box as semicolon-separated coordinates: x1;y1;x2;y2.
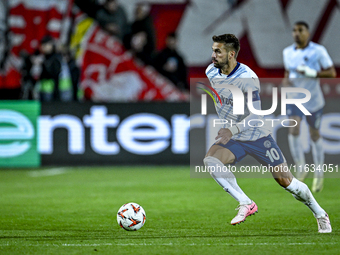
204;33;331;232
283;21;337;192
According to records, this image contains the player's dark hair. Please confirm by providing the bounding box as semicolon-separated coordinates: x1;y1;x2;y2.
212;34;240;58
294;21;309;30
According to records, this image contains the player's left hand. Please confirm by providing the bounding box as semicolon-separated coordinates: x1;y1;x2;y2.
215;128;233;145
296;65;318;78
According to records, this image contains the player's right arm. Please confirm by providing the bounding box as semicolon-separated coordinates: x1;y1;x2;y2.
282;48;292;87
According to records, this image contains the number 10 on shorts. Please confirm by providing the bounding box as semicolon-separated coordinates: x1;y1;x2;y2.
266;148;280;163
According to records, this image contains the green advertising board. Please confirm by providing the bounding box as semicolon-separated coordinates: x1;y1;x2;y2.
0;101;41;167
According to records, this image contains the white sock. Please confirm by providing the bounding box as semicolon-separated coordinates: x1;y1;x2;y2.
288;134;306;171
311;138;324;177
285;178;326;218
203;156;252;205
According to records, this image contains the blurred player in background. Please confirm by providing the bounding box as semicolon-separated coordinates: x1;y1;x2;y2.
204;34;331;233
283;21;336;192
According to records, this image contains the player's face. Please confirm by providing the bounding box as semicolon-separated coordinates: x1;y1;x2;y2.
292;25;309;45
212;42;228;68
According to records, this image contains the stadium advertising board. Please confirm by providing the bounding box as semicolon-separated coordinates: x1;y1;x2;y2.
0;101;40;167
40;102;190;165
0;100;339;167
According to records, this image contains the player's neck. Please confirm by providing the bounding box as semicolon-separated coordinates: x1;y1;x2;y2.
221;60;237;75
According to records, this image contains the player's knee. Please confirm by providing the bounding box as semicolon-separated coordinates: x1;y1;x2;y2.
203;156;212;165
203;156;220;168
205;147;234;165
310;132;320;142
205;146;217;158
289;127;300;136
203;155;233;165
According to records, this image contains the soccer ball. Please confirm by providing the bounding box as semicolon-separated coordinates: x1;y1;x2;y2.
117;202;146;231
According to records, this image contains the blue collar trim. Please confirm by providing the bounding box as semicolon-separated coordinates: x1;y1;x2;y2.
227;62;240;77
218;62;240;77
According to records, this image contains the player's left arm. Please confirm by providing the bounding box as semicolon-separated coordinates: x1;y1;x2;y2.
316;66;336;78
318;46;337;78
297;46;337;78
297;65;336;78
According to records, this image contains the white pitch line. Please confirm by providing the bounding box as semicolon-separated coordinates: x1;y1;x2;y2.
28;168;67;177
62;243;114;247
0;242;338;247
62;242;336;247
111;242;319;246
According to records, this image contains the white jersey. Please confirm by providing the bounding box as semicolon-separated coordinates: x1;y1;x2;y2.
283;41;333;112
205;62;271;142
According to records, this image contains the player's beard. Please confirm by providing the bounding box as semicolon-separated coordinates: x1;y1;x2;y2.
213;57;229;70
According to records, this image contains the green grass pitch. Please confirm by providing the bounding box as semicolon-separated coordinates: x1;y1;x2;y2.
0;166;339;254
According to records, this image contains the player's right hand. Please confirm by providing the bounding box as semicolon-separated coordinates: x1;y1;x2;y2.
215;128;233;145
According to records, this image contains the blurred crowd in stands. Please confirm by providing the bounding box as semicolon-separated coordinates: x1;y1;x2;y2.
0;0;189;102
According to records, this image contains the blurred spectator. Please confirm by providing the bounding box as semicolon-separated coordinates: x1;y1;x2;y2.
75;0;129;41
63;49;80;101
154;33;189;91
127;3;155;65
20;49;42;100
36;35;73;102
